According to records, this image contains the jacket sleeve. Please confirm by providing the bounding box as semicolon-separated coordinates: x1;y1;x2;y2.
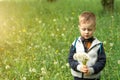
92;43;106;74
68;45;80;72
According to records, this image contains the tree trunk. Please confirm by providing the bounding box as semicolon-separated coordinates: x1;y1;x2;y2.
47;0;56;2
101;0;114;12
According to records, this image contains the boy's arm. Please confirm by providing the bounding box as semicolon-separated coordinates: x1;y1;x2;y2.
90;44;106;74
68;45;81;72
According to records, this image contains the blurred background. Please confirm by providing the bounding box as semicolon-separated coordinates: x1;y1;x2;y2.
0;0;120;80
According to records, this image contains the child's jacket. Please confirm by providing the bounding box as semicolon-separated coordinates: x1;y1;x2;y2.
68;37;106;79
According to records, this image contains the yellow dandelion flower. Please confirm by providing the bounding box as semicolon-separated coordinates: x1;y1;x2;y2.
22;29;26;33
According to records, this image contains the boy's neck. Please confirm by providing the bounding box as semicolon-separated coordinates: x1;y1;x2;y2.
81;36;94;42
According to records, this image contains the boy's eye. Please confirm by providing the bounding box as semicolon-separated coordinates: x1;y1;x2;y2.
88;29;92;31
81;28;92;31
82;28;86;31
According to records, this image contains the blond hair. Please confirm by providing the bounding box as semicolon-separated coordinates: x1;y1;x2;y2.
79;11;96;27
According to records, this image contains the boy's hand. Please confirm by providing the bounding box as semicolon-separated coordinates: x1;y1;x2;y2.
80;65;88;73
84;70;90;76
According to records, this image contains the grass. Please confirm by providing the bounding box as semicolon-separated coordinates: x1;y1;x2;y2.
0;0;120;80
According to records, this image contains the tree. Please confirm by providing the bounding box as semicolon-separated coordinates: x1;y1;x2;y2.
101;0;114;12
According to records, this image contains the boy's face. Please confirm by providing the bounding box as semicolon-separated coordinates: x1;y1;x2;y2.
79;22;95;39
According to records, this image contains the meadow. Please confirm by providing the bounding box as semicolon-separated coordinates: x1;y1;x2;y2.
0;0;120;80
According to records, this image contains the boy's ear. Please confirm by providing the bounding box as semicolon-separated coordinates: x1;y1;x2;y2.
94;27;96;31
94;27;96;30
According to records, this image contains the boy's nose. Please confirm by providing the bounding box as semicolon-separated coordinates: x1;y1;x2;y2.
85;30;89;33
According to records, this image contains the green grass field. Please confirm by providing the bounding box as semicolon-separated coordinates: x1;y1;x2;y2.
0;0;120;80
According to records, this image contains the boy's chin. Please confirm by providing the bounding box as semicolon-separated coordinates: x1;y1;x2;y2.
83;36;91;39
83;37;89;39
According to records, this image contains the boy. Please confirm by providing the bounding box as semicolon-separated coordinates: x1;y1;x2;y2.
68;11;106;80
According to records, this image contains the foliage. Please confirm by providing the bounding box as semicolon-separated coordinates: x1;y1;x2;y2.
101;0;114;12
0;0;120;80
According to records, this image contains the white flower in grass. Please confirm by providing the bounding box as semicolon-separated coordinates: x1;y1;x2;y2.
103;41;107;45
48;45;51;49
57;28;59;31
41;67;46;75
66;63;69;67
61;33;64;37
73;52;89;65
5;65;10;69
41;67;45;71
63;28;66;31
118;60;120;64
110;43;114;47
39;77;44;80
29;68;36;73
61;65;65;69
54;61;58;65
70;17;74;20
111;16;114;18
65;17;69;22
38;20;42;24
51;33;55;37
53;19;56;22
22;77;26;80
42;23;45;27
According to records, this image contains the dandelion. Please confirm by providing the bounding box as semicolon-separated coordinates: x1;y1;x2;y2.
42;23;45;27
55;73;59;76
34;45;39;48
70;17;74;20
17;40;22;44
103;41;107;45
19;30;22;33
5;65;10;69
42;61;45;64
54;61;58;65
66;63;69;67
61;66;65;69
22;77;26;80
72;12;75;15
29;68;36;73
53;19;56;22
41;67;45;71
0;47;4;51
39;77;44;80
22;29;26;33
63;28;66;31
110;43;114;47
73;52;89;65
51;33;55;37
57;28;59;31
118;60;120;64
65;17;69;22
55;50;59;54
48;45;51;49
61;33;64;37
111;15;114;18
38;20;42;24
41;67;46;75
35;18;38;21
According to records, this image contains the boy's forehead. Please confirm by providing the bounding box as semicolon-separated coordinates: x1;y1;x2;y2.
80;20;94;26
79;17;94;23
79;17;95;26
80;22;95;28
